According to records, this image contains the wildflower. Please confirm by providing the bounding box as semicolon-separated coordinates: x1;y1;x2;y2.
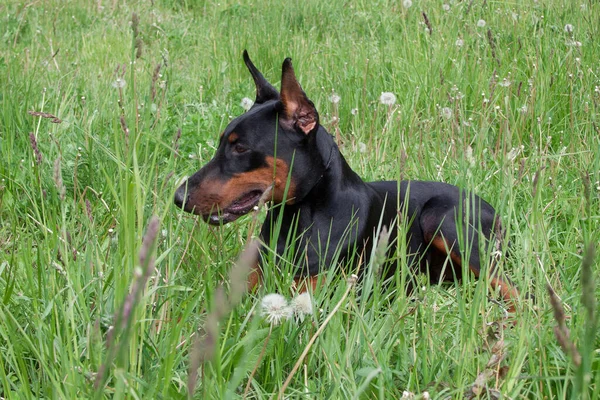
347;274;359;285
329;93;341;104
380;92;397;106
240;97;254;111
442;4;450;11
455;38;464;47
499;78;511;87
477;19;486;28
402;0;412;8
291;293;313;321
261;294;292;325
564;24;574;33
111;78;126;89
440;107;452;120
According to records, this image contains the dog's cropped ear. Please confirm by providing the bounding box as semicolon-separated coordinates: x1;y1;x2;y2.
279;58;319;135
243;50;279;104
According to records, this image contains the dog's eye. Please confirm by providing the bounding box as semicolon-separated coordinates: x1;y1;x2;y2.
232;143;249;154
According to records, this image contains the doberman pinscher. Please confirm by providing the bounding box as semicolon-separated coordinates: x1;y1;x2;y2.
174;51;519;312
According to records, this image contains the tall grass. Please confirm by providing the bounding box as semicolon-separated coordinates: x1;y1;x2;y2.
0;0;598;398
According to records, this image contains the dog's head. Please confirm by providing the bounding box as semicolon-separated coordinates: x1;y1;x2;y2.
174;51;324;225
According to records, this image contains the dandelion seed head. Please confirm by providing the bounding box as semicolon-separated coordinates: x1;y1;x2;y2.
442;4;450;11
291;293;313;321
329;93;341;104
402;0;412;8
564;24;574;33
358;142;367;153
351;108;358;116
380;92;396;106
499;78;511;87
261;293;292;325
441;107;453;120
112;78;126;89
240;97;254;111
477;19;486;28
455;38;464;47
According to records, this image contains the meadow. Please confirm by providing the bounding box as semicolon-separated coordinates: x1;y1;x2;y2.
0;0;598;398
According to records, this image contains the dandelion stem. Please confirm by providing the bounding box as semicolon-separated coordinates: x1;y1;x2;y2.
278;278;356;399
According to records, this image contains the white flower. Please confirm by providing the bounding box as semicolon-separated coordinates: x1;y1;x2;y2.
507;147;520;161
564;24;574;33
329;93;341;104
261;294;292;325
455;38;464;47
240;97;254;111
111;78;126;89
442;4;450;11
477;19;486;28
402;0;412;8
441;107;452;120
499;78;511;87
291;293;313;321
351;108;358;116
380;92;396;106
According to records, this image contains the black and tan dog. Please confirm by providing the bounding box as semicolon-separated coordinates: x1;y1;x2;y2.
174;51;519;311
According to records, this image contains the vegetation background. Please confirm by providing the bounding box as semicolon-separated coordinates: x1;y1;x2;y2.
0;0;598;398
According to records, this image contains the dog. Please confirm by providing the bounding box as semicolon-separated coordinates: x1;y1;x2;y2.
174;51;519;312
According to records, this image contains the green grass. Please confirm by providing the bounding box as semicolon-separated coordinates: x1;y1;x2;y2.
1;0;599;398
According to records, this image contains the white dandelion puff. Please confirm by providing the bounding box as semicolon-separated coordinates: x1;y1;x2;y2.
477;19;486;28
564;24;574;33
291;293;313;321
402;0;412;8
499;78;511;87
442;4;450;11
240;97;254;111
455;38;464;47
329;93;341;104
112;78;126;89
358;142;367;153
441;107;453;120
380;92;397;106
261;294;292;325
351;108;358;116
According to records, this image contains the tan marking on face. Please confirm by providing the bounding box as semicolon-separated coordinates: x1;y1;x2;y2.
186;156;297;216
228;132;239;143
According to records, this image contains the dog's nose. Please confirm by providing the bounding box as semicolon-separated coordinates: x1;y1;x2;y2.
174;186;188;209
